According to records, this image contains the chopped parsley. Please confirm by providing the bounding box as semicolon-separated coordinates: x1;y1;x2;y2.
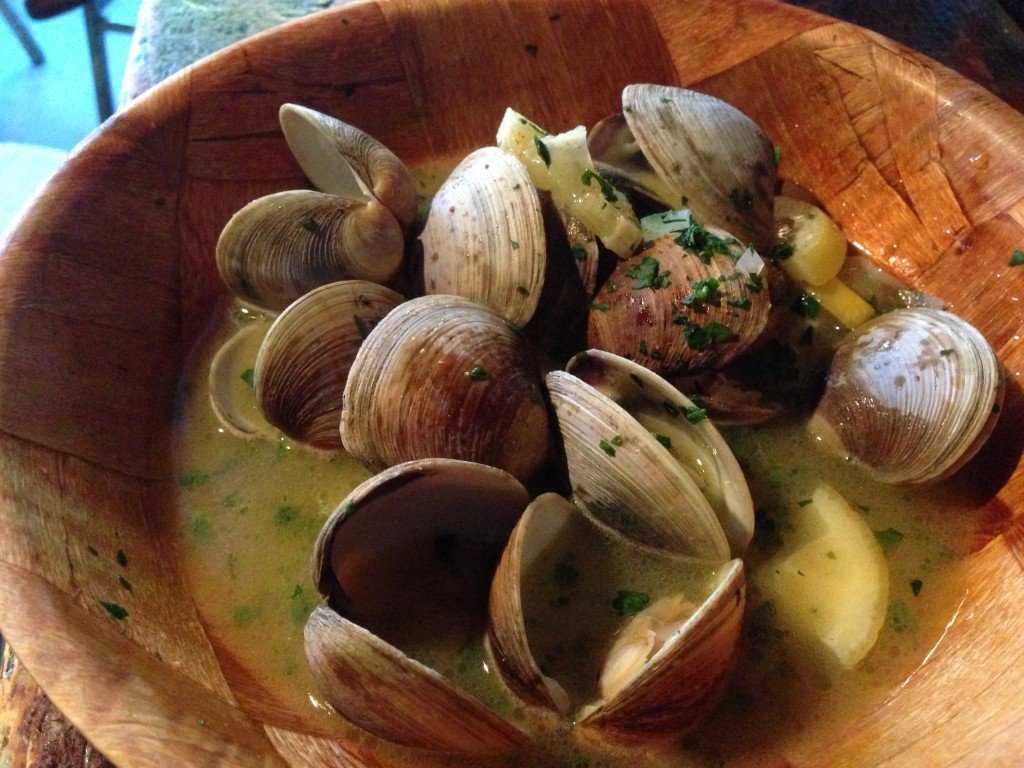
625;255;671;289
240;367;255;388
599;435;623;456
100;600;129;621
571;244;588;262
681;277;721;307
683;404;708;423
301;218;318;233
728;296;752;310
910;579;924;597
793;293;820;318
771;242;795;261
179;470;210;488
590;301;610;311
655;434;672;449
613;590;651;617
681;319;736;350
581;168;620;203
116;549;128;567
675;219;737;263
533;136;551;167
1010;249;1024;267
465;365;488;380
875;527;905;552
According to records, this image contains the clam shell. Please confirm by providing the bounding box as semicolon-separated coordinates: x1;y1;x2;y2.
207;320;278;440
577;558;745;739
588;234;771;375
620;84;777;254
419;147;546;328
809;307;1005;484
215;189;404;311
253;280;404;450
340;294;551;484
488;492;745;740
567;349;755;555
279;103;418;231
545;368;731;561
307;458;531;754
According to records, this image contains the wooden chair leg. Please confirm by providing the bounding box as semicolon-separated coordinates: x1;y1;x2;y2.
0;0;45;65
83;0;115;120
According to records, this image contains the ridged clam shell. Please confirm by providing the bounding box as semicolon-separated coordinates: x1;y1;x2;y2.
620;84;777;253
340;294;551;483
307;458;531;754
419;147;546;328
809;307;1005;484
253;280;404;450
546;368;731;561
488;491;745;741
279;103;418;231
567;349;755;555
588;235;771;375
216;189;404;311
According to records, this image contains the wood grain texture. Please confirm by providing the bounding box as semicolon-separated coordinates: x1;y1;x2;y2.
0;0;1021;765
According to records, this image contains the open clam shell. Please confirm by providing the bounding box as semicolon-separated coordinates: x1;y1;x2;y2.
809;307;1005;484
307;458;531;754
340;294;551;484
545;367;731;562
253;280;404;450
279;103;419;232
207;319;278;440
215;189;405;311
588;234;771;375
567;349;755;554
488;492;745;742
590;84;777;254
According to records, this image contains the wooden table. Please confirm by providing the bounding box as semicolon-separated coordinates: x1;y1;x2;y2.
3;0;1023;764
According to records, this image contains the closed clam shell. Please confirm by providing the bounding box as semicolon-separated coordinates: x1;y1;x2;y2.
216;189;404;311
253;280;404;450
419;147;546;328
307;458;531;754
279;103;419;231
487;492;745;740
588;234;771;375
620;83;777;254
545;368;731;561
340;294;551;484
809;307;1005;484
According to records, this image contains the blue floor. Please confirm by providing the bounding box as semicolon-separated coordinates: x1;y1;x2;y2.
0;1;140;152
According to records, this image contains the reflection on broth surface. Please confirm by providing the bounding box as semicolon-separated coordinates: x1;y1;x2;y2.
173;304;984;767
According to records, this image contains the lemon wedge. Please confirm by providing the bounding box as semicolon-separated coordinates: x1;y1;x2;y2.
496;108;642;258
754;482;889;669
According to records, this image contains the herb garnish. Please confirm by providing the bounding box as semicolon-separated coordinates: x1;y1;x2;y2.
675;219;738;263
581;168;619;203
466;365;488;380
240;368;255;388
599;435;623;456
100;600;129;621
613;590;650;617
681;319;736;350
625;256;671;289
771;242;795;261
681;277;721;307
533;136;551;167
1009;249;1024;266
875;527;905;552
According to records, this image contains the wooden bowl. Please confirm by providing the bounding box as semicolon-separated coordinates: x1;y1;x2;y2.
0;0;1022;765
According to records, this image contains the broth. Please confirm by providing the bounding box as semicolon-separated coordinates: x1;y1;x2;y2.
173;304;983;767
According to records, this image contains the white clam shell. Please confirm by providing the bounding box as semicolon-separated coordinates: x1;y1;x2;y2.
809;307;1005;484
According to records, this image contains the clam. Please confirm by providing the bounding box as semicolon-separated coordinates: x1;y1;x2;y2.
566;349;755;554
216;106;417;310
588;232;772;375
488;492;746;742
808;307;1005;484
306;458;532;754
207;318;278;440
545;347;756;561
253;280;404;450
340;294;551;484
589;84;778;254
419;146;548;329
279;103;418;232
